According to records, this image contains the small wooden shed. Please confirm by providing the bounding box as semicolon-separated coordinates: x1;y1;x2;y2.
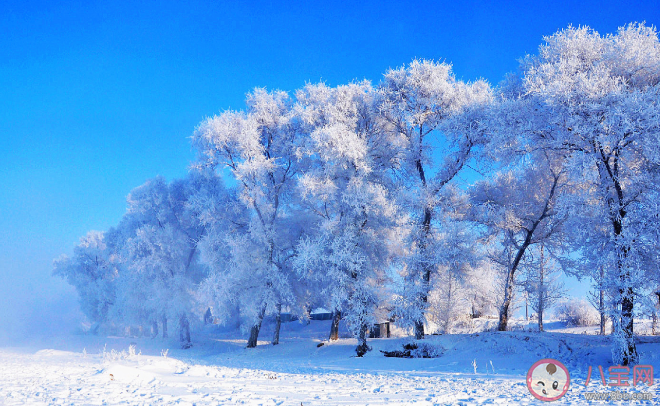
369;322;391;338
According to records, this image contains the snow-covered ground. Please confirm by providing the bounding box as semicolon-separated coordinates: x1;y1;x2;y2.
1;319;658;405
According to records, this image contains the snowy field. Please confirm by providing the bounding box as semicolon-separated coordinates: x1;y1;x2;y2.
1;319;659;405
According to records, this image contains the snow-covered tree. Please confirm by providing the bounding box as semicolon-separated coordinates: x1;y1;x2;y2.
379;59;492;339
503;23;660;364
427;267;467;334
406;198;480;335
53;231;120;333
463;261;500;320
638;291;660;335
586;264;615;335
469;151;569;332
192;88;304;347
293;81;404;356
112;174;214;347
520;243;567;332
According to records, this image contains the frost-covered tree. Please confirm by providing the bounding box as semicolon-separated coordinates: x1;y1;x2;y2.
380;59;492;339
503;23;660;364
192;88;303;348
586;263;615;336
638;291;660;335
408;201;480;335
53;231;120;333
463;261;500;320
427;267;467;334
520;243;567;332
193;176;246;333
113;174;214;347
469;152;569;332
110;178;169;338
293;81;403;356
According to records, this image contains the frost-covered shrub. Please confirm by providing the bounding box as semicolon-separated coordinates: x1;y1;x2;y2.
381;342;443;358
555;299;599;327
101;344;141;362
410;342;443;358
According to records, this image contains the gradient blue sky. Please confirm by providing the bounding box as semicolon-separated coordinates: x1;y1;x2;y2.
1;0;658;339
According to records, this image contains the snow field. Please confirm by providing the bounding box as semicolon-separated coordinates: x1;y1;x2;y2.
0;347;530;405
1;319;659;405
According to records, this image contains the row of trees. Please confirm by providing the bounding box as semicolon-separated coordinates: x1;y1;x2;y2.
55;23;660;365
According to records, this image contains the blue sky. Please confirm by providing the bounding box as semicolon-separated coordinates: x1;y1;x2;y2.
1;0;658;338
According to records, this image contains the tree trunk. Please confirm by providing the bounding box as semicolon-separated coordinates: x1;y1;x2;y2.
498;172;559;332
538;245;545;332
179;313;191;349
525;296;529;321
151;320;159;338
538;298;544;332
498;227;541;332
599;287;606;336
613;218;638;364
596;266;606;335
414;320;425;340
272;303;282;345
247;303;267;348
356;323;370;357
497;238;534;332
411;152;433;341
619;283;638;365
162;315;168;338
538;285;544;332
498;233;540;331
442;275;453;334
329;310;341;341
498;267;515;331
414;206;433;340
597;151;637;365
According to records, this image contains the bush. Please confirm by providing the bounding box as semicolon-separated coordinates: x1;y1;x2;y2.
555;299;599;327
381;342;443;358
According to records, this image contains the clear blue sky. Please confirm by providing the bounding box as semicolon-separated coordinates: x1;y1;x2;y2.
1;0;658;339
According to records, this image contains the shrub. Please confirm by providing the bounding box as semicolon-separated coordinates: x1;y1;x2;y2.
381;342;443;358
555;299;599;327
